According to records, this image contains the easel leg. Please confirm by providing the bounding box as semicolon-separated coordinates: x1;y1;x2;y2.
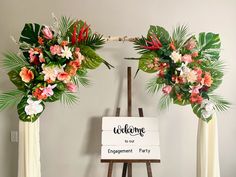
146;162;153;177
122;163;128;177
107;162;113;177
128;163;132;177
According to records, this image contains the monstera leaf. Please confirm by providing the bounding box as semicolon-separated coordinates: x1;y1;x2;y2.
8;70;26;91
148;25;171;45
191;103;212;122
80;45;104;69
19;23;41;45
198;32;221;60
138;52;158;73
17;96;45;122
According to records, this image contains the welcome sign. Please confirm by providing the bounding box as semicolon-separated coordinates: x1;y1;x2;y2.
101;117;160;160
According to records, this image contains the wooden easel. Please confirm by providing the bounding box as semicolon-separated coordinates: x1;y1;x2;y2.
101;67;160;177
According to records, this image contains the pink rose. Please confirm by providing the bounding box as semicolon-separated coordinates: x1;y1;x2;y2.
50;45;62;55
66;82;77;92
162;85;172;94
42;26;53;40
181;54;193;63
185;38;196;50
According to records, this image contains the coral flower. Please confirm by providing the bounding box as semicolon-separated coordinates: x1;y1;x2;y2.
203;72;213;87
50;45;62;55
33;87;48;100
57;72;71;82
185;38;196;50
192;51;199;58
19;67;34;83
190;93;203;104
181;54;193;63
38;36;44;45
169;41;176;50
42;26;53;40
65;65;77;76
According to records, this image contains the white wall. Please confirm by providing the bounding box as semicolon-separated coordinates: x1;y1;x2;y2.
0;0;235;177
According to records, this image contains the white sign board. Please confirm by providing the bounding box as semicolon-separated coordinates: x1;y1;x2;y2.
101;117;160;160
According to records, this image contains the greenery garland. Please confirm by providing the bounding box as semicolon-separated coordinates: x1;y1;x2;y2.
133;25;230;122
0;16;112;122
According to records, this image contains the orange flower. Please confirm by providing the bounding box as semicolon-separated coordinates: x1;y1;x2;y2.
169;41;176;50
176;94;182;101
38;36;44;45
33;87;47;100
19;67;34;83
57;72;71;82
61;40;68;47
203;72;213;87
190;93;203;104
191;51;198;58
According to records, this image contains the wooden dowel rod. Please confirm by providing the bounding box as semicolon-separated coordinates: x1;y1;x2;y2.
127;67;132;117
107;162;113;177
122;163;128;177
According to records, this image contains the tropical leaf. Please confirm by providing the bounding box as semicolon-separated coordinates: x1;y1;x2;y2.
80;45;113;69
45;89;64;102
8;70;26;91
138;52;158;73
148;25;171;44
208;94;231;112
72;68;90;87
17;96;45;122
197;32;221;60
60;91;78;105
0;90;24;111
172;25;190;49
159;94;172;110
191;103;213;122
59;16;75;39
1;52;29;71
81;33;105;50
133;36;150;54
19;23;41;46
146;77;165;94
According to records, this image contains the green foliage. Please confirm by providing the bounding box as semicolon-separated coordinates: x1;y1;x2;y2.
191;103;212;122
198;32;221;60
0;90;24;111
60;91;78;105
138;52;158;73
45;89;63;102
17;96;45;122
19;23;41;46
172;25;190;49
59;16;75;39
146;77;165;94
81;34;105;50
148;25;170;44
208;94;231;112
159;94;172;110
72;68;90;87
134;36;150;54
8;70;26;91
2;53;29;71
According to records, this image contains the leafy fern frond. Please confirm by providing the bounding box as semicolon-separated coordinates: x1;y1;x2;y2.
172;25;190;49
59;16;75;38
159;94;172;110
146;78;164;94
60;91;78;105
81;34;105;50
133;36;149;54
0;90;24;111
208;94;231;112
2;52;29;71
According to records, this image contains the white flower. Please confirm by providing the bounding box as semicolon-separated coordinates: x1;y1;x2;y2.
170;51;182;63
201;99;215;119
42;64;64;81
186;70;197;83
25;97;43;116
59;46;72;59
176;63;190;76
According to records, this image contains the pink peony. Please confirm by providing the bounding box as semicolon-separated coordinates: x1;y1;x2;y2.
66;82;77;92
42;26;53;40
50;45;62;55
181;54;193;63
162;85;172;94
185;38;196;50
19;67;34;83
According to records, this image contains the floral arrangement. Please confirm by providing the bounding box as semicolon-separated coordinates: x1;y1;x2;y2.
133;25;230;122
0;16;112;122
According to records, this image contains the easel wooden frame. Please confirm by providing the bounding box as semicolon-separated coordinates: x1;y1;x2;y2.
101;67;160;177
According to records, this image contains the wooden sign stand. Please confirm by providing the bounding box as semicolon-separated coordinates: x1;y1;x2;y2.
101;67;160;177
